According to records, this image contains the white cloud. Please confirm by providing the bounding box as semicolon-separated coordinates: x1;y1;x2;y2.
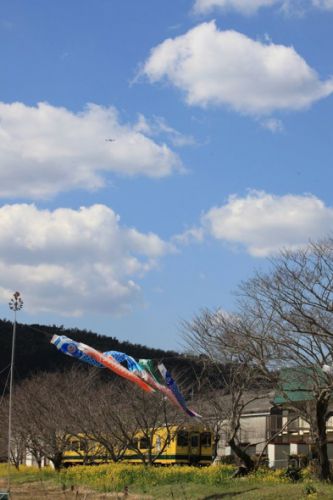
134;114;195;147
193;0;279;14
312;0;333;8
260;117;284;132
0;204;174;315
143;22;333;115
193;0;333;14
0;102;183;199
172;227;204;245
201;191;333;256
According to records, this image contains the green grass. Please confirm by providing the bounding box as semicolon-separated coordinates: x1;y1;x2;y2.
130;477;333;499
0;464;54;485
1;463;333;499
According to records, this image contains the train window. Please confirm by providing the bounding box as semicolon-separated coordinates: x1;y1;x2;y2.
191;435;199;448
177;431;189;447
139;437;150;449
70;440;80;452
200;432;211;447
129;437;139;449
80;439;89;452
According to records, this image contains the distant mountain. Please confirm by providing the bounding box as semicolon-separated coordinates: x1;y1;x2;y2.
0;319;197;394
0;320;216;397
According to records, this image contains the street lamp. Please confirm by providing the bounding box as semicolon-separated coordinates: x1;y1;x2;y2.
7;292;23;493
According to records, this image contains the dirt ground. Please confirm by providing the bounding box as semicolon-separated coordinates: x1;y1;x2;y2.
0;479;151;500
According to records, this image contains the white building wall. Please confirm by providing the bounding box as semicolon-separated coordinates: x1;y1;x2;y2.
239;415;267;445
23;451;52;468
267;444;289;468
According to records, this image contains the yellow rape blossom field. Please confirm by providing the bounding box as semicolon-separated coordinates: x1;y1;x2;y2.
1;463;333;499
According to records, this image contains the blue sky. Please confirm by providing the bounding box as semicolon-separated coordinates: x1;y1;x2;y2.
0;0;332;350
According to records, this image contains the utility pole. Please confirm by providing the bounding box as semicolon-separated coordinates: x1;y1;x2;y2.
6;291;23;494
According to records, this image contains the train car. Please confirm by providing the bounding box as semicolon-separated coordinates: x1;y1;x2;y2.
123;425;213;465
63;425;213;466
63;436;112;466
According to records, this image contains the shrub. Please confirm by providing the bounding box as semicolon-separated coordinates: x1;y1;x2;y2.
288;453;308;469
55;463;236;492
219;455;236;465
303;482;317;495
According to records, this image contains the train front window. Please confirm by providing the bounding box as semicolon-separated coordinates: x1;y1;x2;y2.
70;440;80;452
177;431;189;447
200;432;211;447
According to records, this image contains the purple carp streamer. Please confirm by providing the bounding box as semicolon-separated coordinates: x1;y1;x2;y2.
51;334;201;418
158;363;201;418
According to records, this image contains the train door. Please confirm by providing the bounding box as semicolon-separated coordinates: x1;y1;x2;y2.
175;430;190;464
189;432;201;464
200;431;213;465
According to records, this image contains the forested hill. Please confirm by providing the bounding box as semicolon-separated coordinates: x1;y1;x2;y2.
0;319;181;392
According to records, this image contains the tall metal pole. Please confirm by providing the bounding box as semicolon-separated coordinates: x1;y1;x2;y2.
7;291;23;493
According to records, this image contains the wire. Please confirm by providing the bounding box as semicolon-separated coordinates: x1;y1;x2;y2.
23;323;196;362
23;323;53;340
0;367;10;407
0;364;11;377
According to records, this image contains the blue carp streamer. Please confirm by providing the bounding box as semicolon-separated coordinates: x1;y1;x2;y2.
51;334;201;418
51;335;104;368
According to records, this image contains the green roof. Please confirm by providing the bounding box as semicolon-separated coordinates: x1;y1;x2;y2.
273;367;326;404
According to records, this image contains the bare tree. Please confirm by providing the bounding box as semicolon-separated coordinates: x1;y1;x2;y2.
235;238;333;480
12;370;85;470
2;363;193;469
0;398;26;469
63;369;186;466
184;311;270;472
70;378;136;463
112;383;185;465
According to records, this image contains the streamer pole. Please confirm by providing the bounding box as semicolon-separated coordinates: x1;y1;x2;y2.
7;292;23;494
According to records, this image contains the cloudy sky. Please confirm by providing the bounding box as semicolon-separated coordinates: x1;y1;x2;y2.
0;0;332;349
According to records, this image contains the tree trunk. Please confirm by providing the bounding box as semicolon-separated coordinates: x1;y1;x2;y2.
51;452;63;472
13;458;20;470
314;399;331;481
212;433;220;461
31;450;42;469
228;437;254;471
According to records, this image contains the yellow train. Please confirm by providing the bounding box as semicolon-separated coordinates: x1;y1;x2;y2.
63;425;213;466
